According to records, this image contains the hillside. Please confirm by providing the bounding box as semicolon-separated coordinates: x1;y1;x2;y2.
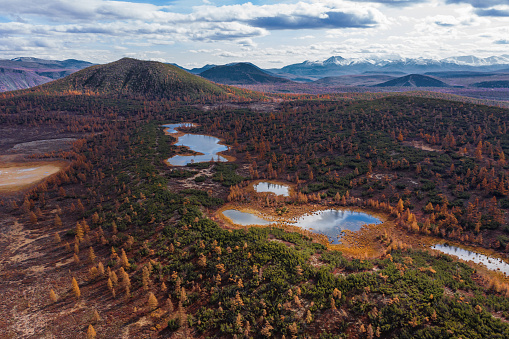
374;74;450;87
0;67;53;92
199;63;293;85
0;57;93;92
44;58;230;100
472;80;509;88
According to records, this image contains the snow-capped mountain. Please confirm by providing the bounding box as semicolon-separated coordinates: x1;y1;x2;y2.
268;55;509;80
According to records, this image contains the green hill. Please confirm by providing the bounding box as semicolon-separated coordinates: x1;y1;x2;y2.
43;58;229;100
200;63;293;85
375;74;450;87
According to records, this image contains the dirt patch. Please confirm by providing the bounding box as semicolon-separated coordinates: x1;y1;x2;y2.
403;140;443;152
0;161;67;193
11;138;77;154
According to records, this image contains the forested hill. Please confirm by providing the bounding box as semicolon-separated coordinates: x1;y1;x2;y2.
199;63;293;85
375;74;450;88
38;58;239;101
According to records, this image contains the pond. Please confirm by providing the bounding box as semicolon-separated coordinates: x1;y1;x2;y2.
253;182;290;196
432;243;509;275
163;123;229;166
222;209;274;226
291;209;382;244
163;123;195;134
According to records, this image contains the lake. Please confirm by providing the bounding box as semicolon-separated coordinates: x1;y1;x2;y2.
432;243;509;275
222;209;274;226
291;209;382;244
253;182;290;196
163;123;229;166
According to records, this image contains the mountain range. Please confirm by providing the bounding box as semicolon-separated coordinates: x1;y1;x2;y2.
3;54;509;93
0;57;93;92
269;55;509;80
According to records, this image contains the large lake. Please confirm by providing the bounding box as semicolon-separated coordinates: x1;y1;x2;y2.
253;182;290;196
222;209;274;226
163;123;229;166
432;243;509;275
291;209;382;244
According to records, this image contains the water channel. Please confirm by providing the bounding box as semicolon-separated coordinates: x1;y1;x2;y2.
163;123;229;166
432;243;509;275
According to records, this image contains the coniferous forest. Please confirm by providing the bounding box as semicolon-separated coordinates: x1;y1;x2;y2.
0;58;509;338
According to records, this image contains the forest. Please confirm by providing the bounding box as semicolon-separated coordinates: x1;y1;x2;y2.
0;69;509;338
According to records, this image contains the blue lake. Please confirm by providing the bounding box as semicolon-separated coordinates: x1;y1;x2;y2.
163;123;229;166
163;123;195;134
432;243;509;275
222;209;274;226
253;182;290;196
292;209;382;244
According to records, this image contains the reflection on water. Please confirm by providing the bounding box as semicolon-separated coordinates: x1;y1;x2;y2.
292;209;382;244
163;123;195;134
163;123;229;166
254;182;290;196
222;209;274;226
432;243;509;275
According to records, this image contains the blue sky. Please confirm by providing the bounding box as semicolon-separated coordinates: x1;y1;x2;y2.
1;0;508;68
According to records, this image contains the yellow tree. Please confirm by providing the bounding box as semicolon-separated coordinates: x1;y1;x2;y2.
87;324;96;339
148;292;158;310
49;289;58;303
88;247;96;263
120;249;129;268
72;277;81;299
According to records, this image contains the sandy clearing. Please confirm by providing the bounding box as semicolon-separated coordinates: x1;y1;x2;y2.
0;162;66;193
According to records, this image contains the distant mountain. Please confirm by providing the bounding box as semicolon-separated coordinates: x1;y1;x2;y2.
269;55;509;80
189;64;217;74
199;63;293;85
471;81;509;89
0;57;93;92
41;58;229;100
374;74;450;88
0;67;53;92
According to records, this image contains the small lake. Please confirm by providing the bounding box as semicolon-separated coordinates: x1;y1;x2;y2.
291;210;382;244
163;123;229;166
254;182;290;196
222;209;274;226
163;123;195;134
432;243;509;275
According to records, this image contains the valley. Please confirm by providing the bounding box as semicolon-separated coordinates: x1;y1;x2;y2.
0;58;509;338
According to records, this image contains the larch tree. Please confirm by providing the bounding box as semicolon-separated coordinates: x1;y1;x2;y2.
72;277;81;299
120;249;129;268
49;289;58;303
87;324;96;339
147;292;158;310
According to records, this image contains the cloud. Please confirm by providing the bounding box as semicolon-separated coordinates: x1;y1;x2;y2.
347;0;428;7
445;0;509;8
248;11;377;30
475;8;509;16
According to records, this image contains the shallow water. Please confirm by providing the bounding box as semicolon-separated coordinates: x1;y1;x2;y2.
163;123;195;134
253;182;290;196
291;209;382;244
432;243;509;275
222;209;274;226
163;123;229;166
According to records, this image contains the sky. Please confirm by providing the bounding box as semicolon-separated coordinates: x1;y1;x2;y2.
1;0;509;68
